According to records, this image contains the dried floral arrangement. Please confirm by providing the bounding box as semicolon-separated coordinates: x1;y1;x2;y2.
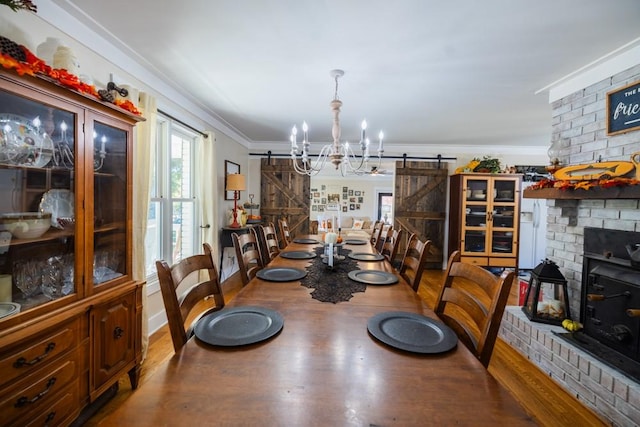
0;0;37;13
0;41;141;115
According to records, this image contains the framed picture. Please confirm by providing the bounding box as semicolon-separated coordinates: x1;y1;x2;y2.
342;206;348;213
328;193;340;203
326;203;339;211
355;190;361;196
225;160;240;200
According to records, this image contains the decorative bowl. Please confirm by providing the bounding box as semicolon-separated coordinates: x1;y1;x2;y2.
0;212;51;239
498;190;513;199
0;302;20;319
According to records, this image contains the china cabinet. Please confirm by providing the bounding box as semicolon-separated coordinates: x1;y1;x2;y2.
448;173;522;269
0;68;143;426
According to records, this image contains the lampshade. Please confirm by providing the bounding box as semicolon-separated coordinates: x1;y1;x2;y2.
226;173;246;191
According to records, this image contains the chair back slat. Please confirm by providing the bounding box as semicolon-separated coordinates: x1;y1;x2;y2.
434;250;515;368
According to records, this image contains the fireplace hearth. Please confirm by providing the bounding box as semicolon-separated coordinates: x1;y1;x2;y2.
555;227;640;384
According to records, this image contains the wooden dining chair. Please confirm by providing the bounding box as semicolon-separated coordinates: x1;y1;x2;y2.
375;224;393;253
155;243;225;352
398;233;431;292
278;218;291;248
232;230;264;286
255;222;280;265
434;250;515;368
381;228;404;265
370;220;384;247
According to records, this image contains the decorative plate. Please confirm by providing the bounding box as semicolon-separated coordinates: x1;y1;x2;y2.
194;306;284;347
347;270;398;285
39;189;74;229
367;311;458;354
348;252;384;262
256;267;307;282
293;238;320;244
280;251;317;260
344;239;368;245
0;114;53;167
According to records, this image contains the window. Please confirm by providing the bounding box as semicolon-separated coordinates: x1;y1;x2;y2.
145;116;200;277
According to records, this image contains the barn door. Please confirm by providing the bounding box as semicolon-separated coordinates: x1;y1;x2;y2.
260;158;310;241
394;161;448;268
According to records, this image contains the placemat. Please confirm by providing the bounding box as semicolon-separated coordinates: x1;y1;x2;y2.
299;247;366;303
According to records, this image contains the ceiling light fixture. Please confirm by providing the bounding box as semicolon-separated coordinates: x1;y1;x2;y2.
289;69;384;176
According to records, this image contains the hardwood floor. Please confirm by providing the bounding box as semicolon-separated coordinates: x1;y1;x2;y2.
86;269;607;426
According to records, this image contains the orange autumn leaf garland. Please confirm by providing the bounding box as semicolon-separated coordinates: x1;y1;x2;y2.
528;177;640;191
0;44;141;116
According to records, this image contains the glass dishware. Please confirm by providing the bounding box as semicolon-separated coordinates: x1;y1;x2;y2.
41;255;74;299
14;259;42;298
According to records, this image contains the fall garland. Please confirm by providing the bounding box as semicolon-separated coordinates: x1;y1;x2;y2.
527;177;640;191
0;46;141;116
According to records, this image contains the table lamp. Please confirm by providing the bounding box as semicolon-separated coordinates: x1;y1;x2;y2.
227;173;246;228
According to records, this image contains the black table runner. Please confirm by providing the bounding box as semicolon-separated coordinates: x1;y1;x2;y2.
299;247;366;303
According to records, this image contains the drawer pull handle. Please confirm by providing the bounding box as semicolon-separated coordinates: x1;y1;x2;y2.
114;326;124;339
14;377;57;408
13;342;56;368
45;411;56;424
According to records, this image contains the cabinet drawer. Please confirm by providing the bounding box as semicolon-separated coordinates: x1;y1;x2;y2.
0;352;78;426
0;319;79;388
19;381;79;427
489;257;517;267
460;256;488;265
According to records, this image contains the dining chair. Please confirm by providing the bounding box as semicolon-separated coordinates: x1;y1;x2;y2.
155;243;225;352
256;222;280;265
232;230;264;286
375;224;393;253
381;228;404;265
398;233;431;292
434;250;515;368
278;218;291;248
370;220;384;247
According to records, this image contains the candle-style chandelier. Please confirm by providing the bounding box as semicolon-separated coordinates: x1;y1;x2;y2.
289;69;384;176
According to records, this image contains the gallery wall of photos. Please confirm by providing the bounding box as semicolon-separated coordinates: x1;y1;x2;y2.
310;184;366;213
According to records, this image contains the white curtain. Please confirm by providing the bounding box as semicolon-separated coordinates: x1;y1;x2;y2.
196;131;219;267
132;92;157;360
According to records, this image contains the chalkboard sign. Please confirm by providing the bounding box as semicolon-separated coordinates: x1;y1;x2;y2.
607;80;640;135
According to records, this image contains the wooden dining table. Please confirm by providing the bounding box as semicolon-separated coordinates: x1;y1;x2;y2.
100;236;534;426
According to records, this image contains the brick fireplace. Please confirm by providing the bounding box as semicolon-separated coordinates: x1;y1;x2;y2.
500;63;640;425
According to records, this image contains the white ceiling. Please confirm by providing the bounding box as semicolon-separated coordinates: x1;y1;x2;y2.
52;0;640;153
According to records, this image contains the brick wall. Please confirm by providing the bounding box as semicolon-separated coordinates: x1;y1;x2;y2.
501;308;640;426
545;64;640;316
501;64;640;426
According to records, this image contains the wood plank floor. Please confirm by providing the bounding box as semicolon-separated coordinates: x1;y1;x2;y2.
86;269;608;426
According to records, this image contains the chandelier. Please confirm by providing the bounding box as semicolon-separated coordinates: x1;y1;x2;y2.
289;69;384;176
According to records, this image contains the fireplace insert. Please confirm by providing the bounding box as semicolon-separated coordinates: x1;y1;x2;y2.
556;227;640;383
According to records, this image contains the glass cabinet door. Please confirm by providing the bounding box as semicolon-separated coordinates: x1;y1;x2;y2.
0;88;78;311
462;178;489;254
91;121;128;287
489;178;518;256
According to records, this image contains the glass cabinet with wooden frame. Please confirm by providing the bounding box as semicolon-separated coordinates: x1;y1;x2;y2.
448;173;522;270
0;68;143;426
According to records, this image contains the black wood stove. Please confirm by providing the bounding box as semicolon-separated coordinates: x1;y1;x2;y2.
557;227;640;383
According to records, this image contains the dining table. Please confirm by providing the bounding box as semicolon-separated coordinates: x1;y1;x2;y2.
99;236;534;426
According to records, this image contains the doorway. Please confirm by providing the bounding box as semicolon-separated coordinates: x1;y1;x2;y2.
377;192;393;224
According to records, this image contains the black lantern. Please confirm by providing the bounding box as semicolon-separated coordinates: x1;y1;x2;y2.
522;259;571;325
